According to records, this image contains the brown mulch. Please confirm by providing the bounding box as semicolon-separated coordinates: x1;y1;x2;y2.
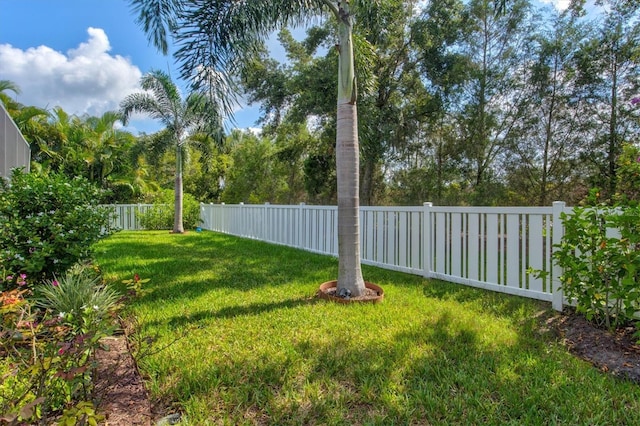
553;311;640;384
94;335;152;425
320;286;381;301
92;310;640;424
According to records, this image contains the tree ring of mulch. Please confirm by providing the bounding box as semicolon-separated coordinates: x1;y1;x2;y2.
317;280;384;304
552;310;640;384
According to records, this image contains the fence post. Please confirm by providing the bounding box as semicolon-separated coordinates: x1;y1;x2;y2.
552;201;566;311
221;203;226;234
209;203;214;231
298;203;305;249
423;202;433;279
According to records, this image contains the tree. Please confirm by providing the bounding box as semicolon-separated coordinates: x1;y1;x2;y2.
456;0;534;204
504;11;587;205
240;28;338;204
0;80;55;167
572;1;640;201
409;0;471;204
120;70;224;233
130;0;370;295
220;130;288;204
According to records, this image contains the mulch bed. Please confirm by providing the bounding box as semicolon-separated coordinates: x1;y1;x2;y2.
554;311;640;384
94;335;152;425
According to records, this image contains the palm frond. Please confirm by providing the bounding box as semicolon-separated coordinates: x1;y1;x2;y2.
0;79;21;95
119;92;169;125
129;0;181;54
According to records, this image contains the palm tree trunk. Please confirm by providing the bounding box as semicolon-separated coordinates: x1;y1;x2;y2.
335;1;365;296
174;144;185;233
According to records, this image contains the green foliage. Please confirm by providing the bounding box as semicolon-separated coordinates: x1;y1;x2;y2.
554;205;640;330
615;143;640;206
0;170;112;284
121;273;151;297
138;190;201;230
0;264;116;422
221;132;290;204
94;230;640;425
58;401;104;426
36;263;120;335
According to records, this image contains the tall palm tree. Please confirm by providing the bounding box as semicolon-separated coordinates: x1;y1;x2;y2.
129;0;367;295
120;70;224;233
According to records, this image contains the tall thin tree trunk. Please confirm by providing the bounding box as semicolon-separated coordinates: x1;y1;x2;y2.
335;1;365;296
607;44;618;201
174;144;185;233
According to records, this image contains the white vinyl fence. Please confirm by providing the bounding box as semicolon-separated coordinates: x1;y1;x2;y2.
101;204;155;231
200;202;570;310
105;202;570;310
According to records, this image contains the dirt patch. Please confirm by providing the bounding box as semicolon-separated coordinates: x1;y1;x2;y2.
553;311;640;384
94;335;152;425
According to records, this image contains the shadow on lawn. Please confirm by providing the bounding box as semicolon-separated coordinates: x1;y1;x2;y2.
98;234;640;423
421;279;546;319
148;296;320;329
165;305;606;425
99;231;338;303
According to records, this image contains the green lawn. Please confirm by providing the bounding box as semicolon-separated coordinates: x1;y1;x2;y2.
94;231;640;425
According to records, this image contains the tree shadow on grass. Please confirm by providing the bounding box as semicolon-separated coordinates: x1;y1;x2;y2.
164;298;640;425
422;279;548;318
98;231;339;304
146;296;321;329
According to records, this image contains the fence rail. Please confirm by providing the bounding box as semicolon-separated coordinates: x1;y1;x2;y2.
106;202;572;310
101;204;155;231
200;202;571;310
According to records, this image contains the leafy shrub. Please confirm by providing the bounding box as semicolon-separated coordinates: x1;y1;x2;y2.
0;265;112;423
138;189;201;230
615;143;640;206
0;170;112;285
137;204;172;230
36;263;120;335
554;205;640;330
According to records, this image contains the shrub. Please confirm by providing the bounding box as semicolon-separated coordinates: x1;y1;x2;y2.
0;170;112;286
615;143;640;206
138;189;201;230
554;204;640;330
36;263;120;335
0;266;112;423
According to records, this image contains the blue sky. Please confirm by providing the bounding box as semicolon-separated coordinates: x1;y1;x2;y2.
0;0;574;135
0;0;268;133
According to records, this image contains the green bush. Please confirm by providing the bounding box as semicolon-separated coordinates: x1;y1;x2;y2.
138;189;201;230
138;204;172;230
0;171;112;286
554;205;640;330
615;143;640;206
0;263;114;423
36;263;120;335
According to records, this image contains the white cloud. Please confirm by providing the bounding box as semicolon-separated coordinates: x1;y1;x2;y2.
538;0;571;11
0;27;142;117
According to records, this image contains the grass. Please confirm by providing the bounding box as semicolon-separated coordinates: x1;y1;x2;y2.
94;230;640;425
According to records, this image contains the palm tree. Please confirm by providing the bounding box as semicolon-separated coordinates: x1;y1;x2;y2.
129;0;367;295
1;80;55;166
120;70;224;233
